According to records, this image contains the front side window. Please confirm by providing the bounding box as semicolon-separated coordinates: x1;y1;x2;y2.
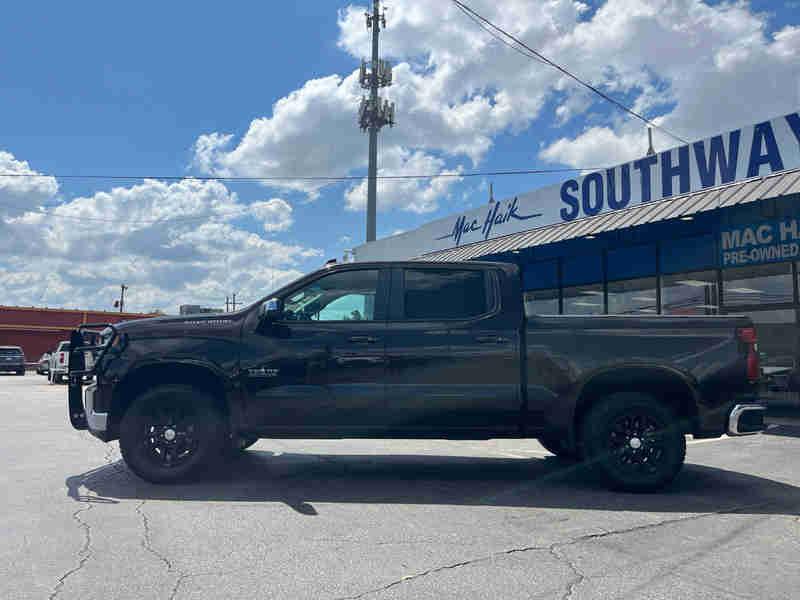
404;269;487;319
283;270;379;322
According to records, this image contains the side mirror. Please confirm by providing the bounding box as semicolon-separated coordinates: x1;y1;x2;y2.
259;298;282;322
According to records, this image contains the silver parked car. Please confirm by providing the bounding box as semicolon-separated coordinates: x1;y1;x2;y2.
37;353;51;375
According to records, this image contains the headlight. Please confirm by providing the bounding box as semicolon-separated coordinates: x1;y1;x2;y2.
100;327;124;350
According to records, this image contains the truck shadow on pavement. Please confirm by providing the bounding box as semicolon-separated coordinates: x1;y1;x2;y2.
66;447;800;518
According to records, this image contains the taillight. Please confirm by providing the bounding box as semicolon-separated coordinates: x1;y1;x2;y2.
59;353;65;365
746;352;760;382
737;327;759;382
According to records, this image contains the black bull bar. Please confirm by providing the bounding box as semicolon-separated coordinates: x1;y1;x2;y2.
67;323;119;431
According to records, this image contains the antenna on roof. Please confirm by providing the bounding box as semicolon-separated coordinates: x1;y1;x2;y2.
646;127;655;157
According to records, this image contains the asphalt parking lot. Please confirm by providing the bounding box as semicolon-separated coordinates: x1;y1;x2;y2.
2;374;799;600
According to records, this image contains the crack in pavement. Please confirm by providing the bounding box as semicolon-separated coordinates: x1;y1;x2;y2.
47;504;93;600
549;544;585;600
169;573;189;600
334;544;552;600
135;502;247;600
134;500;199;600
136;501;174;572
333;502;774;600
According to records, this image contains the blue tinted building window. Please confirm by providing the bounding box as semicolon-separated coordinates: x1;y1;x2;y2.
661;234;715;274
607;244;657;281
562;254;603;287
522;261;558;291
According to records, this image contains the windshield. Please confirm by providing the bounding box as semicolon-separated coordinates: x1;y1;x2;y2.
0;348;22;356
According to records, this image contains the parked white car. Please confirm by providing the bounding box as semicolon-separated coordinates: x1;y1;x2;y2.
49;340;95;384
48;342;70;384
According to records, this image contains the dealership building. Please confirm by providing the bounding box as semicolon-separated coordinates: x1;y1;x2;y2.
354;111;800;403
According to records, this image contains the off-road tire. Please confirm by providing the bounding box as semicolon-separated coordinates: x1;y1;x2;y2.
120;385;225;484
581;393;686;493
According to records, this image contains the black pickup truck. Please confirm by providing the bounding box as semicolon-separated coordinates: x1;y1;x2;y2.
67;260;765;491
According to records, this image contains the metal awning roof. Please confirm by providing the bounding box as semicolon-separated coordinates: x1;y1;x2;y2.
418;167;800;262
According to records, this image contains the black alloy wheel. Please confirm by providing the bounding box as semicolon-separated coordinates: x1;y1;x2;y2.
581;393;686;492
120;385;225;484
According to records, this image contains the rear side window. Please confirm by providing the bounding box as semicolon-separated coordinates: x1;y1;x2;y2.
0;348;22;356
58;343;71;352
404;269;487;319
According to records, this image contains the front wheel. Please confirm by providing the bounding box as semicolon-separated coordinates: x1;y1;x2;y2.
120;385;225;484
581;393;686;493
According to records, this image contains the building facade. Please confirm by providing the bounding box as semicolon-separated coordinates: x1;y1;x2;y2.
354;111;800;406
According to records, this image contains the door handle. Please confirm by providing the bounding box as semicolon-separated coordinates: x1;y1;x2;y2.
348;336;379;344
476;335;510;344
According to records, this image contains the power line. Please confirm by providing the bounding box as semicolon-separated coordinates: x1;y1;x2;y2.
451;0;689;145
0;201;251;224
0;166;605;183
454;2;549;66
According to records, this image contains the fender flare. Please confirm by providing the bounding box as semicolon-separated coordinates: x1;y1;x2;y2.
562;363;700;450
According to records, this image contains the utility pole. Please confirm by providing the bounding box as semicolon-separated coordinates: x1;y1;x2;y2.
119;284;128;313
232;293;237;312
358;0;396;242
226;296;230;312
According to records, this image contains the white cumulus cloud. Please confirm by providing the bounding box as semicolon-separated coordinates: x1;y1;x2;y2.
0;164;320;313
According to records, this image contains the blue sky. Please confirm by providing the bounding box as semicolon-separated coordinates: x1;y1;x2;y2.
1;0;798;313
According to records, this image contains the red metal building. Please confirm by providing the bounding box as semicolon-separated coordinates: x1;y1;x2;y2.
0;306;161;362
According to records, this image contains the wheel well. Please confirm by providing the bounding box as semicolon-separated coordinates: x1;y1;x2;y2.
573;368;698;444
112;363;229;426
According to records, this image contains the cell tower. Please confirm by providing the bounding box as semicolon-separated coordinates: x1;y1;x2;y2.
358;0;396;242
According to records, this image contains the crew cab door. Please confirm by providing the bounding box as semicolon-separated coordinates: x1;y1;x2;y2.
384;266;521;435
241;267;389;431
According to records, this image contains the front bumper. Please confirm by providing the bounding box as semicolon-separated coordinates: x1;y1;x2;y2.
83;383;111;438
727;403;766;435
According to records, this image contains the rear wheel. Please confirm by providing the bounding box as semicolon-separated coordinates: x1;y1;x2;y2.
120;385;225;484
581;393;686;493
17;369;25;376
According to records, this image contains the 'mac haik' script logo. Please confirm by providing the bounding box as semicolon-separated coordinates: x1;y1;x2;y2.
436;197;542;246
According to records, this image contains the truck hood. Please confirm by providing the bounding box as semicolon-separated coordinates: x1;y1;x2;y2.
112;311;248;339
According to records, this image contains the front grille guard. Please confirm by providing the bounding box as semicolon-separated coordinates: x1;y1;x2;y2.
68;323;120;378
68;323;120;431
